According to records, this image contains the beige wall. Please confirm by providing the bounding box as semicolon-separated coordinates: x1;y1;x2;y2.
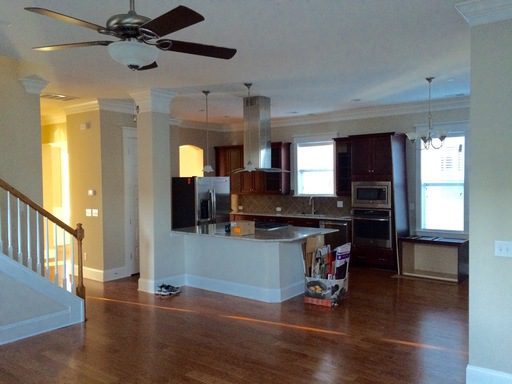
66;109;135;273
66;111;104;270
0;56;43;201
100;110;136;271
468;19;512;375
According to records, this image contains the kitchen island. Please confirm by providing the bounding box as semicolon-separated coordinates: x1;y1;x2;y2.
171;223;336;303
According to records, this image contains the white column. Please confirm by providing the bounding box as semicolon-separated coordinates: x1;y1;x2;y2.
130;89;179;292
456;1;512;383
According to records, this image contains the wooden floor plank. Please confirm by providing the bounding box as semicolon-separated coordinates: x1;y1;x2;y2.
0;268;468;383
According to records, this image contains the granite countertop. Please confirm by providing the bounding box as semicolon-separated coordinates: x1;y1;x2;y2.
231;212;352;221
171;222;338;243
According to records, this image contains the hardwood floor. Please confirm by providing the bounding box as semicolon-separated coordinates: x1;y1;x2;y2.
0;268;468;383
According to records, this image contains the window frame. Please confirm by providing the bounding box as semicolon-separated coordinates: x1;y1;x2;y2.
292;134;336;197
414;121;469;238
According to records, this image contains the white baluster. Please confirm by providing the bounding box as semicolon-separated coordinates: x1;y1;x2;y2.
36;212;42;275
54;222;59;286
71;239;75;292
7;191;13;259
45;218;50;279
62;230;67;291
27;208;32;271
17;198;22;263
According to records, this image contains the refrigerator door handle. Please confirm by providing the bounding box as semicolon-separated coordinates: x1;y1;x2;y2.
209;189;217;223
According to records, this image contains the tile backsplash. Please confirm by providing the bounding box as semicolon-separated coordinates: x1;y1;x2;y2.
236;194;351;217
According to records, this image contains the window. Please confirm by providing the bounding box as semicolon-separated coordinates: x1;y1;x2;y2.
417;128;466;233
294;139;334;195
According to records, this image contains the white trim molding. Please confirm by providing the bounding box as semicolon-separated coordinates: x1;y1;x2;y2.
64;99;134;115
19;75;48;95
456;0;512;26
129;89;176;114
184;274;304;303
467;364;512;384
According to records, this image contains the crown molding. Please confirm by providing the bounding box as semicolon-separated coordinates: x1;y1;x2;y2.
64;99;134;115
270;96;470;128
172;119;231;132
129;89;176;114
456;0;512;26
19;75;48;95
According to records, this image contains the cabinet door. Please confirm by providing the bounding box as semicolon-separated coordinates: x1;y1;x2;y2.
264;142;291;194
371;136;392;177
351;135;393;180
351;137;373;178
215;145;243;193
335;138;351;196
240;172;265;194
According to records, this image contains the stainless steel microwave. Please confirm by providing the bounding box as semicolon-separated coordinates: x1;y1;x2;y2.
351;181;392;209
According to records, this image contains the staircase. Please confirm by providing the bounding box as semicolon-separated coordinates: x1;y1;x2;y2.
0;177;85;345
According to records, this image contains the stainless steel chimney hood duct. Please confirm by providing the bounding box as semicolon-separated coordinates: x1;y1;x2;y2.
242;94;272;170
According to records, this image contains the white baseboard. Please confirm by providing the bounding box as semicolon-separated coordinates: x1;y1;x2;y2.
184;274;304;303
81;266;130;282
0;309;82;345
137;273;303;302
138;274;186;294
467;365;512;384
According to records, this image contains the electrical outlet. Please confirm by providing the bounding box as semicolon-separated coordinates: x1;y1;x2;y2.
495;240;512;257
276;207;282;212
336;200;343;208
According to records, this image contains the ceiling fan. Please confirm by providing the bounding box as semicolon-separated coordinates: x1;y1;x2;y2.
25;0;237;71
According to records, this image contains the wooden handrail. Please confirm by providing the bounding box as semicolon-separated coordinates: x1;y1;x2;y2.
0;176;86;315
0;177;76;236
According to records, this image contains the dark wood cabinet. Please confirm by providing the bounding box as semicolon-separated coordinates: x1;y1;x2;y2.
334;138;351;196
265;142;291;194
215;145;243;193
215;142;290;195
351;134;393;180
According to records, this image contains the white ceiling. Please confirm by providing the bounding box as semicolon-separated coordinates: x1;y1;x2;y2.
0;0;470;125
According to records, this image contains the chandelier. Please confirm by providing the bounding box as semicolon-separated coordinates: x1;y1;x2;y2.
406;77;446;150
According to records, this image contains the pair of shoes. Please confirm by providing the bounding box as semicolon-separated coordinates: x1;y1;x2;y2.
156;284;181;296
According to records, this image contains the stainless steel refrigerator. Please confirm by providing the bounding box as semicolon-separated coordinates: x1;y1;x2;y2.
171;176;231;229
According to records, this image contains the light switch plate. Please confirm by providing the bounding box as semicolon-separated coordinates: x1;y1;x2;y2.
336;200;343;208
495;240;512;257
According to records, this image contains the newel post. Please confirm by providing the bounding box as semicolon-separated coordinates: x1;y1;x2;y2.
75;223;86;317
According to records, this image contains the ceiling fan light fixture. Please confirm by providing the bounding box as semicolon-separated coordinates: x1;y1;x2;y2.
107;40;159;69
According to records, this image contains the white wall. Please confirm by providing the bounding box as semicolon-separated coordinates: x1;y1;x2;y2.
468;18;512;379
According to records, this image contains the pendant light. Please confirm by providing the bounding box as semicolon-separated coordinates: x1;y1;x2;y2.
202;90;214;174
406;77;446;150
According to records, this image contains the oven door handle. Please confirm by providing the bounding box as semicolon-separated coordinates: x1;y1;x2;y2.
352;217;390;222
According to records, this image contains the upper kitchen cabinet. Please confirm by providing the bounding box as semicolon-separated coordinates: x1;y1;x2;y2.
215;142;291;195
334;138;351;196
215;145;243;193
350;133;393;180
265;142;291;195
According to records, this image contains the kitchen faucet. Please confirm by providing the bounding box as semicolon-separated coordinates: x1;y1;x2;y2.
309;196;315;215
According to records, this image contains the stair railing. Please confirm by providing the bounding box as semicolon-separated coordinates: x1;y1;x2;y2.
0;177;85;311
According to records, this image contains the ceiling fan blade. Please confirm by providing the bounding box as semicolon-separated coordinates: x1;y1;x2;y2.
33;41;114;52
137;62;158;71
163;40;237;59
25;7;105;32
140;5;204;38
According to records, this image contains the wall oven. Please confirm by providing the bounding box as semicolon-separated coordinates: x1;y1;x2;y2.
351;181;392;209
351;209;392;249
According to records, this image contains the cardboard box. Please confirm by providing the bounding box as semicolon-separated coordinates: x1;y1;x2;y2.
231;220;255;236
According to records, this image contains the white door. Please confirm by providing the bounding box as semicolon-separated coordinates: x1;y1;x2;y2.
123;128;139;275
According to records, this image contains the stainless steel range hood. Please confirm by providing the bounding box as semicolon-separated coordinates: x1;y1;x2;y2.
242;95;272;171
